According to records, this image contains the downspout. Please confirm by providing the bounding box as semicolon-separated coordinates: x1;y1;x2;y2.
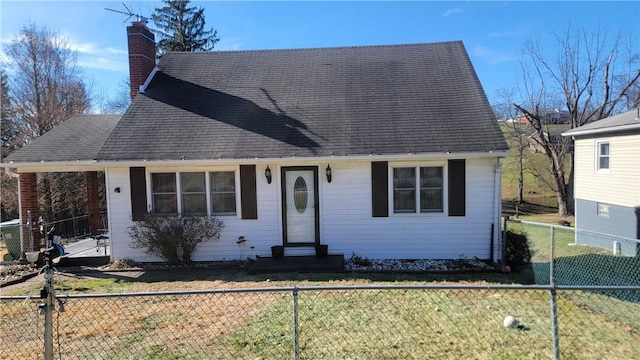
493;157;504;263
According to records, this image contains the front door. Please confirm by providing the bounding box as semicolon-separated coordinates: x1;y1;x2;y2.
282;167;319;245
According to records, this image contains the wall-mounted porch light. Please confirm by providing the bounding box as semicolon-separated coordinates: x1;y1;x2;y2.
326;164;332;183
265;165;272;184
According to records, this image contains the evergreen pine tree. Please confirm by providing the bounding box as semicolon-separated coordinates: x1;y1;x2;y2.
151;0;219;56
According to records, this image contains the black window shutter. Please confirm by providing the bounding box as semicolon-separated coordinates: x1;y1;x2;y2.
130;167;147;221
371;161;389;217
240;165;258;220
448;159;466;216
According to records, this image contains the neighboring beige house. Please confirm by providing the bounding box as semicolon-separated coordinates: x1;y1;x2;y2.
562;108;640;255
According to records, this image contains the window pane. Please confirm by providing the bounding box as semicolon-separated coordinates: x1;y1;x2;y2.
180;172;205;192
212;193;236;214
421;189;443;212
182;194;207;214
394;189;415;212
599;157;609;169
211;172;235;192
153;194;177;214
420;167;443;187
211;172;236;215
152;173;176;192
599;143;609;156
393;168;415;189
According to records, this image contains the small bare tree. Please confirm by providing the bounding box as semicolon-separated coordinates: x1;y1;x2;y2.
514;24;640;217
494;89;531;206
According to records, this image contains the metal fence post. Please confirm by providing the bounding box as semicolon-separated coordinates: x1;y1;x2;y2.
44;265;55;360
292;287;299;360
549;225;560;360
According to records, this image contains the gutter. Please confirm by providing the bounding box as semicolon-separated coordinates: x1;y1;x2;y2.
4;151;511;170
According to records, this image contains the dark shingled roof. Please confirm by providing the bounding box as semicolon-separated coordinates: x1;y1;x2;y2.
5;115;121;163
98;41;507;161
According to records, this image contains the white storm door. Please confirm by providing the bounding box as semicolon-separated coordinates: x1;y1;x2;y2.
282;167;319;245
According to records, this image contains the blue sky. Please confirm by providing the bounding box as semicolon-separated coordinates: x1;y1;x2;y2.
1;1;638;110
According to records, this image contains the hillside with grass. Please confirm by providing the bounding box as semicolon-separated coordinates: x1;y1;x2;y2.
500;123;572;224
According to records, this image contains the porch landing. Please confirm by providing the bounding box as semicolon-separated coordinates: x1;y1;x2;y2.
248;255;344;274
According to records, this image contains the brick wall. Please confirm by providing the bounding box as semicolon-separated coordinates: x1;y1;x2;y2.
18;173;39;251
127;21;156;100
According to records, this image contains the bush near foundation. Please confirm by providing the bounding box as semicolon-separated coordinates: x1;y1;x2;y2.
128;214;224;264
504;230;532;270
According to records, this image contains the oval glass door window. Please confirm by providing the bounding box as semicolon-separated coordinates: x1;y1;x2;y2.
293;177;308;214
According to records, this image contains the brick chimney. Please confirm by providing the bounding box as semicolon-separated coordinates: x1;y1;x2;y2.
127;20;156;100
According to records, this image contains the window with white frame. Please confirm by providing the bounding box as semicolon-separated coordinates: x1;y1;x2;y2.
597;202;609;217
393;166;444;213
210;171;236;215
597;141;610;171
151;171;237;215
180;172;206;215
151;173;177;214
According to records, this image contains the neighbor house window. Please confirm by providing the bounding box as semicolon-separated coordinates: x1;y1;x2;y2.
597;202;609;217
151;170;237;216
597;141;610;171
393;166;444;213
210;171;236;215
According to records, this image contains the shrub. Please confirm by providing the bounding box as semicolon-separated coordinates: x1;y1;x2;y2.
128;214;224;264
504;230;531;270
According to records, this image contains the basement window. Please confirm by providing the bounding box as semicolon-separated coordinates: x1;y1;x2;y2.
597;203;609;217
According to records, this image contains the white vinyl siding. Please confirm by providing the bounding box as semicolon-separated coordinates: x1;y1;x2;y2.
574;134;640;208
106;158;500;262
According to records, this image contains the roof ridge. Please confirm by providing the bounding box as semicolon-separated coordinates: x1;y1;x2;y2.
162;41;464;55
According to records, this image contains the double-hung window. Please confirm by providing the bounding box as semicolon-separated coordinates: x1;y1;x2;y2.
596;141;610;171
151;170;237;216
393;166;444;214
181;172;206;215
210;172;236;215
151;173;177;214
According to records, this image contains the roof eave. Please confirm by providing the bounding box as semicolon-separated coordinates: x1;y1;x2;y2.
562;123;640;137
2;150;510;172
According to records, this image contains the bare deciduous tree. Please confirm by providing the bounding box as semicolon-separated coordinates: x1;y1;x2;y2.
514;24;640;217
4;23;91;221
1;70;19;220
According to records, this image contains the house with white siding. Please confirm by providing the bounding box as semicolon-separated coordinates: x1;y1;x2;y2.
562;108;640;255
3;21;509;263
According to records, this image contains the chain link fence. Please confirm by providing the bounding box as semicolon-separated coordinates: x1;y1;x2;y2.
1;284;638;359
1;219;638;359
